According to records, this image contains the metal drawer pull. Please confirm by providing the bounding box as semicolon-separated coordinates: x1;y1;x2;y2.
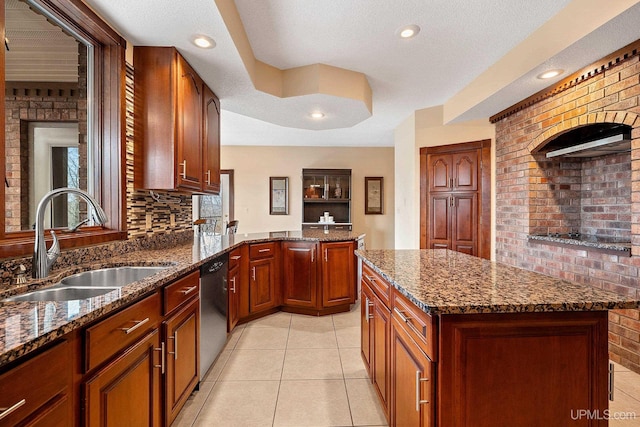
0;399;26;420
416;371;430;411
154;342;165;374
258;248;271;253
179;160;187;179
365;298;374;321
230;277;236;293
394;307;412;323
168;332;179;360
180;286;197;295
252;266;256;281
205;170;211;185
230;255;241;260
366;275;377;282
119;317;150;334
311;247;315;263
324;249;328;262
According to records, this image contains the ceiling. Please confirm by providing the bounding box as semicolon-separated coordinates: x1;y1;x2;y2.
23;0;640;146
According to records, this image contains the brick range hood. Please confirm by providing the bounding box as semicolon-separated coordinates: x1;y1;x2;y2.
493;39;640;373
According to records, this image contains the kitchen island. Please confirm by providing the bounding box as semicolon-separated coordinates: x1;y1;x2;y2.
356;249;640;427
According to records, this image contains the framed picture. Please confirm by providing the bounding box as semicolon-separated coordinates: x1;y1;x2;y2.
365;177;384;215
270;177;289;215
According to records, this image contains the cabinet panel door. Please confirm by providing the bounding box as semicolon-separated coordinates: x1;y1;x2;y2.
452;150;478;191
250;258;277;312
282;241;318;308
176;55;203;190
391;316;434;427
452;193;477;256
164;298;200;425
228;265;240;331
84;329;162;427
428;194;450;249
203;85;220;193
372;294;391;416
428;154;451;192
321;241;355;307
361;284;374;373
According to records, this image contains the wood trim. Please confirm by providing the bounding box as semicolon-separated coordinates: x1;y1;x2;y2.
222;169;234;221
0;0;127;258
490;38;640;123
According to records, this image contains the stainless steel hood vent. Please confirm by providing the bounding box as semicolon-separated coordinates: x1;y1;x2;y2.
546;133;631;158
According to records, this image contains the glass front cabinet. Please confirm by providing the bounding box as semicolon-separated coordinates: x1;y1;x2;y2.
302;169;352;230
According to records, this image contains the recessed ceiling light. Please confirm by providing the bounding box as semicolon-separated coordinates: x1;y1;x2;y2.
397;24;420;39
537;69;564;79
310;112;325;119
193;35;216;49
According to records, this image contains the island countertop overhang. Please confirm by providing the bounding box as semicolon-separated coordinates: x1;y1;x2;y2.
356;249;640;315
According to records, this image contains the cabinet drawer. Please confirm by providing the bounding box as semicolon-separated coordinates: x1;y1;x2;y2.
0;340;69;426
85;292;161;372
164;271;200;315
391;289;436;361
362;263;390;306
249;242;276;259
229;248;242;270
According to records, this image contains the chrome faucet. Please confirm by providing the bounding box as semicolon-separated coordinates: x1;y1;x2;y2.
32;188;108;279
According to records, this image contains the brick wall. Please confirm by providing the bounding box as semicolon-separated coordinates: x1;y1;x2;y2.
495;54;640;373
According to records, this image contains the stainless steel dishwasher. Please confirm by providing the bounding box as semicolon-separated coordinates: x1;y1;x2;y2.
199;253;228;380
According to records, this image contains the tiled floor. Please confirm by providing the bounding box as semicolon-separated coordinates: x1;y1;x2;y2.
175;302;640;427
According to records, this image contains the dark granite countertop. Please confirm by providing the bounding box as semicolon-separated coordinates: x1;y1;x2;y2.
0;229;364;369
356;249;640;316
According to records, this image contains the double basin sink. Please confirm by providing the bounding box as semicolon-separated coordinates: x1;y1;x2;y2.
4;266;170;302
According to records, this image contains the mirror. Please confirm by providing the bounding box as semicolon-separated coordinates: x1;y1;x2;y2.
4;0;92;232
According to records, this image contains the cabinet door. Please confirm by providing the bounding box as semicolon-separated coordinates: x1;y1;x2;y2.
228;265;240;331
452;150;478;191
391;316;434;427
428;194;451;250
164;298;200;425
84;329;162;427
372;294;391;415
321;241;355;307
282;241;318;309
202;85;220;194
452;193;478;256
176;55;203;190
428;154;451;192
361;284;374;374
250;258;277;313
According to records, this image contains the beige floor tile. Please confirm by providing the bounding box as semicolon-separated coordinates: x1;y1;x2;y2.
287;328;338;349
224;326;244;351
194;380;280;427
218;349;285;381
235;326;289;349
290;313;335;331
346;378;389;426
610;390;640;427
246;311;292;329
282;348;343;380
613;361;631;372
273;379;352;427
615;371;640;401
340;347;369;379
202;349;231;383
171;381;215;427
336;325;361;348
333;308;361;329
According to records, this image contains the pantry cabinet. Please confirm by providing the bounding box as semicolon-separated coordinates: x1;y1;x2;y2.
134;46;220;194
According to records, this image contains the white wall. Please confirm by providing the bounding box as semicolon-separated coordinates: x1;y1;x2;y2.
221;145;395;249
394;105;496;255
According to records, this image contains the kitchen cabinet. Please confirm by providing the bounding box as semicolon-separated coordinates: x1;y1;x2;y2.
0;340;72;426
228;261;241;331
421;140;490;259
134;46;221;194
249;243;279;314
162;271;200;425
302;169;351;229
282;241;318;309
229;246;248;328
321;241;356;307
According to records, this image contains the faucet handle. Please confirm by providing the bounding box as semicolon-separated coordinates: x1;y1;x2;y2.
46;230;61;269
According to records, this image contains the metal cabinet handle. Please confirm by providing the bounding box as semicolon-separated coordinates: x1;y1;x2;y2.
324;248;328;262
231;255;241;261
119;317;149;334
154;342;165;374
181;286;197;295
609;362;615;401
205;170;211;185
309;226;319;229
366;275;377;283
0;399;26;420
168;332;178;360
258;248;271;253
230;277;236;293
365;297;374;322
311;247;315;263
449;177;453;188
251;266;256;281
179;160;187;179
394;307;412;323
416;370;430;411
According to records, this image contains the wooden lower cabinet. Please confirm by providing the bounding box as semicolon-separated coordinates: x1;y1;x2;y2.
228;263;241;331
164;298;199;425
391;315;434;427
249;257;278;313
321;241;355;307
84;328;162;426
282;241;318;309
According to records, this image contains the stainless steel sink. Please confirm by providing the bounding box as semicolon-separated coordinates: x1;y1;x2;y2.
59;266;169;287
4;286;121;302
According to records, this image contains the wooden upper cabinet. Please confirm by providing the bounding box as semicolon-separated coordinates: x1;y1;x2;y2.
428;151;478;192
134;46;220;194
203;85;221;194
